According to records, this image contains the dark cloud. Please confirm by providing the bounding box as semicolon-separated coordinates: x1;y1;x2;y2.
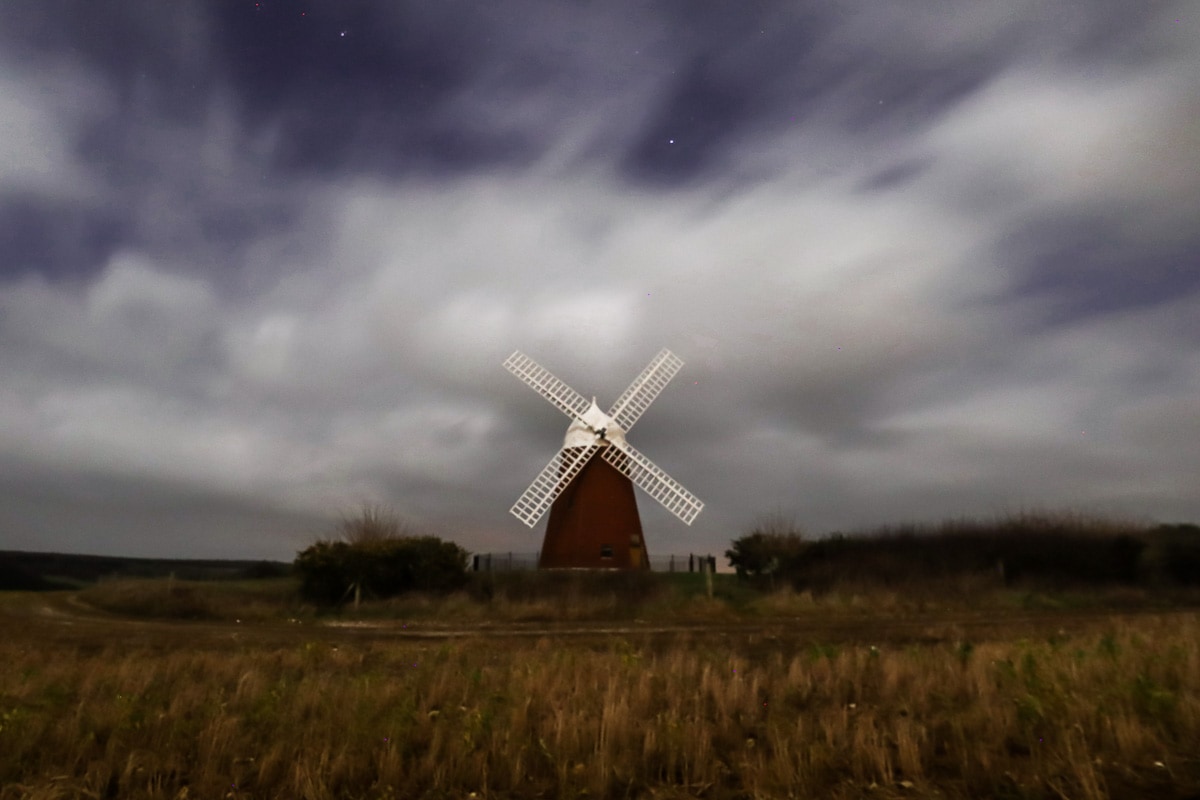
616;17;849;185
616;4;1021;187
839;54;1005;137
3;1;544;184
0;458;321;558
621;55;754;184
211;4;516;176
0;192;128;281
0;2;212;118
1002;214;1200;325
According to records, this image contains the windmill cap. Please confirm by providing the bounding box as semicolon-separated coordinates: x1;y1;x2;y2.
563;413;627;449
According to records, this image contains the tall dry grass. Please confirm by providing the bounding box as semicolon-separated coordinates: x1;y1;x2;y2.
73;570;741;624
78;577;302;622
2;617;1198;798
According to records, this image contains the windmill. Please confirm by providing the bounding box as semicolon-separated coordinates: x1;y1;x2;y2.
504;348;704;569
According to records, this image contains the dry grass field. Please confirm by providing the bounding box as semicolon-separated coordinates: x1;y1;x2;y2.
2;581;1199;799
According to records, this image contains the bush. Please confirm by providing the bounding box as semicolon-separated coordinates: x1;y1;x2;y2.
774;512;1154;593
726;514;806;585
294;508;469;606
1147;523;1200;586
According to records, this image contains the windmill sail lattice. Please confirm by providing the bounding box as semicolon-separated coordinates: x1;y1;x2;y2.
509;444;599;528
607;348;683;431
503;352;592;421
601;440;703;525
505;349;704;544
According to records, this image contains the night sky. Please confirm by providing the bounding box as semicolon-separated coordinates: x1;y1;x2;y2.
2;1;1197;560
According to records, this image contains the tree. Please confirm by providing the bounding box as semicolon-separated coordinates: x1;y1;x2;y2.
336;503;407;544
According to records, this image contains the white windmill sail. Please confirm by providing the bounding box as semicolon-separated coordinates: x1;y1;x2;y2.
503;351;592;420
504;347;704;528
509;444;600;528
607;348;683;432
601;440;704;525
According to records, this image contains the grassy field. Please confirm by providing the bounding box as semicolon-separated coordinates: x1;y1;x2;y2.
2;578;1200;799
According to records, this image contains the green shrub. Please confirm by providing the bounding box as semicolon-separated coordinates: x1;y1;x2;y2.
726;514;806;585
294;523;469;607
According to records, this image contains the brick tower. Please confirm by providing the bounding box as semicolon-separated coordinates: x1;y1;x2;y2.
539;449;648;569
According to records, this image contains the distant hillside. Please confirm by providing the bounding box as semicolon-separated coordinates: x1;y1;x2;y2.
0;550;291;591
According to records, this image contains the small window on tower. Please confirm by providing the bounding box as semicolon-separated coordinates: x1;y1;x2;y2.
630;534;641;548
600;544;614;559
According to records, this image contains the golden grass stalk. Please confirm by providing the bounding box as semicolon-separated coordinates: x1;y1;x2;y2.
1;616;1198;798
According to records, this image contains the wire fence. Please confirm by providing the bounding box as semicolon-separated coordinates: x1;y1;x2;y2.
470;552;719;573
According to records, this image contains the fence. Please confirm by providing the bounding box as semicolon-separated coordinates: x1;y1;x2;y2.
471;552;540;572
471;552;718;573
648;554;718;573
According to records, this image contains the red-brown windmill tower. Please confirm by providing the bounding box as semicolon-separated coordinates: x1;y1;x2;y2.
504;348;704;569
